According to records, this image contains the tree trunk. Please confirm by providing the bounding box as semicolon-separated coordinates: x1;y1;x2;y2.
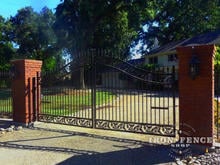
79;66;85;89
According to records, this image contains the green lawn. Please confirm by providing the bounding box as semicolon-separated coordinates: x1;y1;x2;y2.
0;88;114;117
41;88;114;116
214;99;220;126
0;89;12;115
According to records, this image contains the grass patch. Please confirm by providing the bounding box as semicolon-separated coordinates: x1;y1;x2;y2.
0;89;12;115
214;99;220;142
0;88;114;117
214;99;220;126
41;88;114;116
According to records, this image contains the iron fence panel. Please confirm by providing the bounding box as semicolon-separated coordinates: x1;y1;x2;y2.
0;69;13;118
38;50;178;136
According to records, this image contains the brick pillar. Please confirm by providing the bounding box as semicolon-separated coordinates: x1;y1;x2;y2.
11;59;42;124
177;45;216;146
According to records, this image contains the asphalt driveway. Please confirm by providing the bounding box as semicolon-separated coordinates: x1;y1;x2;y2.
0;119;180;165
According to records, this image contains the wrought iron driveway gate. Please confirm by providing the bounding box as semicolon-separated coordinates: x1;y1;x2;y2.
37;51;177;136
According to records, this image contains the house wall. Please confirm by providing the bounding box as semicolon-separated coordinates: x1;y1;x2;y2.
145;53;178;67
145;53;179;80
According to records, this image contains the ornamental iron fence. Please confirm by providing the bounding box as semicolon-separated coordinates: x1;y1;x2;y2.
0;69;13;118
36;50;178;136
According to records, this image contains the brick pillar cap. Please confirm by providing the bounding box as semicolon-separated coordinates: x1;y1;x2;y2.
11;59;42;64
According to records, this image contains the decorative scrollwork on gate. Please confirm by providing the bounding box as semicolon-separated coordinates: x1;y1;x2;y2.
0;112;12;118
96;120;175;136
38;115;93;128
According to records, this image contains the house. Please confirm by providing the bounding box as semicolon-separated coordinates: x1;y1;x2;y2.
145;29;220;70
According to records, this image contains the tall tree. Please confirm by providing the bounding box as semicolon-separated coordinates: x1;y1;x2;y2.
139;0;220;52
10;7;63;72
0;16;15;69
54;0;155;88
54;0;156;53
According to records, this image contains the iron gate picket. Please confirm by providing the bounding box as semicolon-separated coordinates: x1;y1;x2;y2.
0;68;13;118
37;50;177;136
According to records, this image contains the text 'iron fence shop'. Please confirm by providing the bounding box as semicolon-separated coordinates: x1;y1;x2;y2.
0;68;13;118
36;50;178;136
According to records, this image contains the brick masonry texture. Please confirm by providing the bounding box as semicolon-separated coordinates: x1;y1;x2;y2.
11;59;42;124
177;45;216;145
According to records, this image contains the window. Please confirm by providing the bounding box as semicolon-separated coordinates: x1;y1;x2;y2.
168;54;178;62
149;57;158;64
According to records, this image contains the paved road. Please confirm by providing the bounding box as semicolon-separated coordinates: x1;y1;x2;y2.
0;119;180;165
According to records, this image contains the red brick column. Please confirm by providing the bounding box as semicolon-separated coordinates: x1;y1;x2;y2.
177;45;216;146
11;59;42;124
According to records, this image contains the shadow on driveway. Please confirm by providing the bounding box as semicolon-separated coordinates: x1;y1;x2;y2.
0;118;13;128
33;126;177;165
0;119;206;165
57;145;174;165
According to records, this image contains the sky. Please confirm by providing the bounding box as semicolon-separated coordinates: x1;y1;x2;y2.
0;0;62;18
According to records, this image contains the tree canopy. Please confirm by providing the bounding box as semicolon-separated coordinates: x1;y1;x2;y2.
0;0;219;69
54;0;155;58
9;7;63;71
53;0;156;88
0;16;15;69
139;0;220;52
